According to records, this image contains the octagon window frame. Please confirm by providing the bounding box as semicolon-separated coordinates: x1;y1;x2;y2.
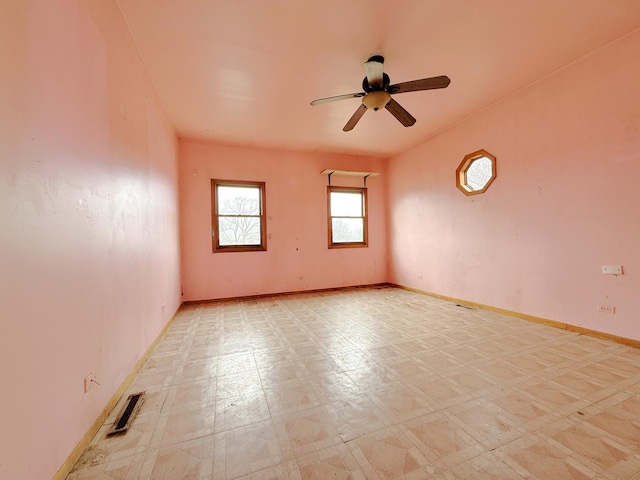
456;149;497;196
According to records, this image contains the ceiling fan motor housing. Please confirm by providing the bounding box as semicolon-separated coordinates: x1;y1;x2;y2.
362;72;390;93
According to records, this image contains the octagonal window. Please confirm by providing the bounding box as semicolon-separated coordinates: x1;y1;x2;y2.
456;149;496;195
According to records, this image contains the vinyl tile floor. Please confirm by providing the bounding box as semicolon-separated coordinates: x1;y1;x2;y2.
67;285;640;479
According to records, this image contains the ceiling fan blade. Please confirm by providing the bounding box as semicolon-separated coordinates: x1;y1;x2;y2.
385;98;416;127
310;92;365;106
364;56;384;90
387;75;451;94
343;104;367;132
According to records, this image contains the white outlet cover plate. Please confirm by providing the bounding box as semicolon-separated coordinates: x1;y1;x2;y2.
597;304;616;314
602;265;623;275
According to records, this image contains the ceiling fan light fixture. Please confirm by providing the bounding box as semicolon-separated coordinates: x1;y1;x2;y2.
310;55;450;131
362;91;391;111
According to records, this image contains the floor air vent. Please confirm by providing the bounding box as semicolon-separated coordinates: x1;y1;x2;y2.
455;304;474;310
107;392;144;437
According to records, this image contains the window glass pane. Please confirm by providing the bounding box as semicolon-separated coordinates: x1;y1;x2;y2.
332;218;364;243
466;157;493;191
217;186;260;215
218;216;261;245
330;192;362;217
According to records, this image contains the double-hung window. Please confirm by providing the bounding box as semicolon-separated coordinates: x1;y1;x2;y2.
327;186;368;248
211;179;266;252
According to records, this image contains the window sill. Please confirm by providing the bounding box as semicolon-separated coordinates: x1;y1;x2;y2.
213;245;267;253
329;243;368;249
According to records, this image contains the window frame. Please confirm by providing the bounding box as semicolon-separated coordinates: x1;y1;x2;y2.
211;179;267;253
327;186;368;249
455;149;497;196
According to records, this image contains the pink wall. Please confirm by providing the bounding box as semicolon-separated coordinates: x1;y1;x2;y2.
179;140;387;301
388;29;640;340
0;1;181;479
1;1;636;476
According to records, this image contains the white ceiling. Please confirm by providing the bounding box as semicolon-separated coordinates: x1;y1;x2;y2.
117;1;640;158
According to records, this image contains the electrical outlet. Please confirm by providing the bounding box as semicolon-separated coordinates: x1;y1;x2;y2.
602;265;623;275
84;370;97;393
597;304;616;314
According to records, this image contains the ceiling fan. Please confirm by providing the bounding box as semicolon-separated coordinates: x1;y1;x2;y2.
310;55;450;132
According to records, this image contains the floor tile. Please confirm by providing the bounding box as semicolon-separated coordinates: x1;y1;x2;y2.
541;416;640;478
212;419;293;480
485;387;560;432
214;390;271;433
150;403;216;449
67;286;640;480
66;453;145;480
295;443;366;480
308;371;363;404
405;374;470;410
445;398;525;450
257;361;308;389
495;432;599;479
325;395;391;442
163;379;216;411
280;406;343;457
347;425;435;479
174;359;217;385
264;380;322;416
371;385;434;424
217;353;258;377
401;411;486;472
233;460;301;480
216;369;263;399
140;435;215;480
432;451;525;479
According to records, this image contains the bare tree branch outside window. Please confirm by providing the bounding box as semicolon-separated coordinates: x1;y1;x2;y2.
328;188;367;246
213;182;266;251
219;196;261;245
332;218;364;243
